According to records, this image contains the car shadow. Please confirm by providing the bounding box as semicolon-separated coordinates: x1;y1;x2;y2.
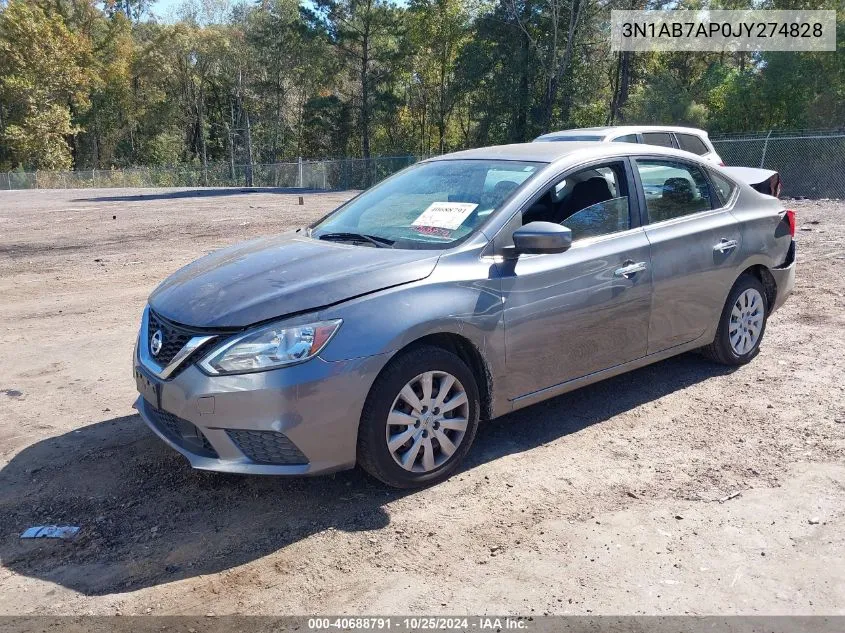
0;353;733;596
75;188;329;203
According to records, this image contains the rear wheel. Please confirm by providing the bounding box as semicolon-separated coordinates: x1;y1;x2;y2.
702;273;769;366
357;345;480;488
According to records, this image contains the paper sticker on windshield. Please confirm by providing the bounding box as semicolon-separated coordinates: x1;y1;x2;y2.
412;202;478;230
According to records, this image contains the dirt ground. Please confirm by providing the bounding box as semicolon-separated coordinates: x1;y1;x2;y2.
0;188;843;616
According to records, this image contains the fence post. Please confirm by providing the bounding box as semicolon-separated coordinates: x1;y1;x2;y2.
760;129;772;168
92;169;97;188
34;170;39;189
322;161;327;190
6;172;10;191
298;156;303;188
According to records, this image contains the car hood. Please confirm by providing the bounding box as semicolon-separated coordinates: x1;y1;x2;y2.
148;232;440;328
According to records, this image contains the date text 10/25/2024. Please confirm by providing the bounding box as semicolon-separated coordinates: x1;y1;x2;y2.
308;617;530;630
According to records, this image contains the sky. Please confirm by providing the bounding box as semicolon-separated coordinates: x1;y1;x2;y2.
144;0;246;23
151;0;180;15
137;0;180;23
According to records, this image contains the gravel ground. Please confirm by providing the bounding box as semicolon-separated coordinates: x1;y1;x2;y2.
0;188;843;616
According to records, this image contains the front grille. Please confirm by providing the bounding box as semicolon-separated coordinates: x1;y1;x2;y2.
227;430;308;465
147;311;194;366
145;401;218;458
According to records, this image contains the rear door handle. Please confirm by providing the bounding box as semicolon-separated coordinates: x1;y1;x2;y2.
713;239;738;253
614;261;648;278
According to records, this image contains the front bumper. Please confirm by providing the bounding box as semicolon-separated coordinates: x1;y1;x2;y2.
133;347;390;475
770;240;796;313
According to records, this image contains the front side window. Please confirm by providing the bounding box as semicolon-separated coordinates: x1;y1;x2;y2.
641;132;675;148
676;133;709;155
636;159;713;222
312;159;542;249
521;163;631;241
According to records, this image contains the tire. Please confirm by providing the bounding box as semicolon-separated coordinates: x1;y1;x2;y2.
702;273;769;366
357;345;481;488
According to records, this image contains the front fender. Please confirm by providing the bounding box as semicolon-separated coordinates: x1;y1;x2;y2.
316;254;507;412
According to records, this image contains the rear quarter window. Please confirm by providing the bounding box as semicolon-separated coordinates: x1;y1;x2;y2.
677;133;710;156
709;170;737;206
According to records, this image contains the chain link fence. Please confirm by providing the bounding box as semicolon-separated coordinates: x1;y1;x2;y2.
711;130;845;199
0;155;419;193
2;131;843;198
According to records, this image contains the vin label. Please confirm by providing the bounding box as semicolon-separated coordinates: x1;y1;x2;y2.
611;10;836;52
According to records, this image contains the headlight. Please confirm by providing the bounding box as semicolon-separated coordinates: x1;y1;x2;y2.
199;319;342;375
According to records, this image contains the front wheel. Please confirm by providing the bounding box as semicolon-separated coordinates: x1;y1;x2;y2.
357;345;480;488
702;273;769;366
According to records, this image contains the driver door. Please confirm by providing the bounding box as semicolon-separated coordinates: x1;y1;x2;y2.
498;159;653;399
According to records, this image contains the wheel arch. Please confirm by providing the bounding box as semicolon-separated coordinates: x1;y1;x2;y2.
738;264;777;310
385;333;494;422
702;262;777;347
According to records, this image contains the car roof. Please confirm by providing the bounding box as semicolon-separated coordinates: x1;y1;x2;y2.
535;125;709;140
427;141;708;165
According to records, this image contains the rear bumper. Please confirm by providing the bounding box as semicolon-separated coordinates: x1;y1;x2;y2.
771;240;796;313
134;349;391;476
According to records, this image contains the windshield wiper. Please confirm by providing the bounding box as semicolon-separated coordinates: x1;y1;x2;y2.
317;232;395;248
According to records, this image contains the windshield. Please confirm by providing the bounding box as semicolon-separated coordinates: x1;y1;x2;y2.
312;159;542;249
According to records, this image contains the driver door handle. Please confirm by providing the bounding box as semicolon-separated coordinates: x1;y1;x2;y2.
713;238;738;253
614;261;648;278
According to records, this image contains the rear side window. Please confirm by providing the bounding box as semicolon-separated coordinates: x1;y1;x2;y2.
709;171;737;206
641;132;674;148
676;133;709;155
635;159;713;222
612;134;639;143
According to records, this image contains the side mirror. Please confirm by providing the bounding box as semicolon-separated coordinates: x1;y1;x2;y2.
510;221;572;255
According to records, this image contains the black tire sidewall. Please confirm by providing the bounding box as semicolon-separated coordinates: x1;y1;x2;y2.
358;346;480;488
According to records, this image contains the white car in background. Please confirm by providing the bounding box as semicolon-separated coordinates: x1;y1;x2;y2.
535;126;782;197
534;125;724;165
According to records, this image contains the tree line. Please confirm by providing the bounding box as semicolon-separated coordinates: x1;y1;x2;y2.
0;0;842;172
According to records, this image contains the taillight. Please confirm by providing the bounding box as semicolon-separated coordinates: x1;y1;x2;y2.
784;209;796;237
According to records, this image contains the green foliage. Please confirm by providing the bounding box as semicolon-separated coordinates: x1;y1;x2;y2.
0;0;842;172
0;0;93;169
3;105;78;171
143;130;185;166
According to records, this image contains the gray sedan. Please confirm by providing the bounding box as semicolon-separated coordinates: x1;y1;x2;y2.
133;142;796;488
